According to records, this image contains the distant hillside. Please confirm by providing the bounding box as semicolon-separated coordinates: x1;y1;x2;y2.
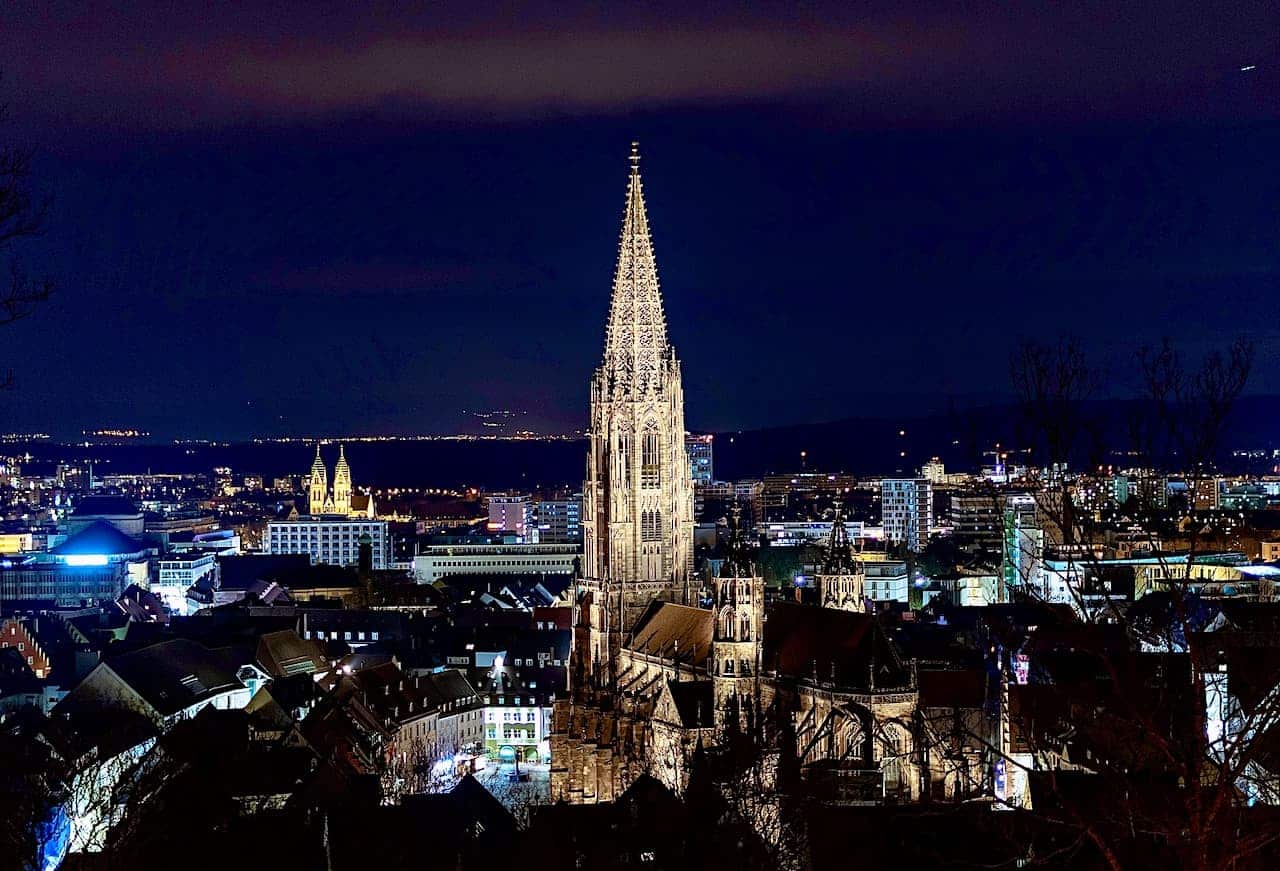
711;395;1280;480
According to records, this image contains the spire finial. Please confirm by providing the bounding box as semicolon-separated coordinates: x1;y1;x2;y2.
629;141;640;172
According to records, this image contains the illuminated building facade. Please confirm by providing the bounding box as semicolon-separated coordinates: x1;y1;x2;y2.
306;444;375;518
686;434;714;485
579;144;694;680
266;517;390;569
552;150;932;809
487;493;533;538
535;493;583;544
880;477;933;552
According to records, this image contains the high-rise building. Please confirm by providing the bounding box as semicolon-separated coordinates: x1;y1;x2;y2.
580;144;694;682
880;478;933;552
686;434;714;485
1002;494;1045;599
535;493;582;544
920;457;946;485
487;493;533;538
1192;476;1222;511
950;493;1004;554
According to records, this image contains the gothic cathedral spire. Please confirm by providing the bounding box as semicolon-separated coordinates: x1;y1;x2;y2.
332;444;352;516
309;444;328;515
580;144;695;683
602;142;668;396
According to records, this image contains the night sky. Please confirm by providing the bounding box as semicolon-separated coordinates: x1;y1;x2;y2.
1;1;1278;439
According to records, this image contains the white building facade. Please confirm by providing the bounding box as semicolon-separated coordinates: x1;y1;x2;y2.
266;518;390;569
881;478;933;552
413;543;579;584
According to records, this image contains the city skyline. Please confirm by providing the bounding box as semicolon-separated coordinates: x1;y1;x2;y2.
1;2;1277;438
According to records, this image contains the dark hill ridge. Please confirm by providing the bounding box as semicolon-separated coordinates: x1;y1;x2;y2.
10;396;1280;489
711;395;1280;480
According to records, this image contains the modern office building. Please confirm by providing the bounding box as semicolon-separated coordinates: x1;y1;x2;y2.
863;558;910;603
487;493;533;538
950;494;1004;553
686;434;714;485
534;494;582;544
265;517;390;569
153;551;218;613
880;478;933;552
920;457;946;485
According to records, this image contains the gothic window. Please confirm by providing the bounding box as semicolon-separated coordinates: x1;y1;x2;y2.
719;606;735;640
739;612;752;641
618;431;632;481
641;510;662;542
641;423;660;487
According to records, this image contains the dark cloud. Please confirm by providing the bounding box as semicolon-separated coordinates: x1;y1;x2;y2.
2;1;1276;138
0;3;1277;438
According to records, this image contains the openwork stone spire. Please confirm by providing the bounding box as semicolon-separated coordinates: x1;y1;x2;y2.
821;506;855;574
580;143;695;684
720;503;755;579
603;142;669;395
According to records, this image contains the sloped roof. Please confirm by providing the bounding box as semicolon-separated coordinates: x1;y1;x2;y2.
51;520;146;556
255;629;328;677
628;602;714;666
763;602;912;691
101;638;244;718
426;668;480;706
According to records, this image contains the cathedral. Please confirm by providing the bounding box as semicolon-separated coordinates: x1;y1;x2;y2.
307;444;375;518
549;148;980;808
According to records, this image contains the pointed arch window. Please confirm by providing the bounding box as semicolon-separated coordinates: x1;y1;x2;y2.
719;606;735;640
617;427;632;481
641;421;660;487
641;510;662;542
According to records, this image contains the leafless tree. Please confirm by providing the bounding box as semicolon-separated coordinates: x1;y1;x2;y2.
923;336;1280;869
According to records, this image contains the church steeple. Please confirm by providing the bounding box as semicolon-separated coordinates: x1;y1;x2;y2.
308;444;328;515
821;506;855;574
332;444;352;516
818;507;866;612
602;142;669;396
580;144;695;685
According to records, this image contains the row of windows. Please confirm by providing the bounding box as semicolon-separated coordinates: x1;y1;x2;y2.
429;559;572;568
640;510;662;542
305;629;380;642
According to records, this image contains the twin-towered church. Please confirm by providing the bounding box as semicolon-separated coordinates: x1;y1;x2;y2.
307;444;376;518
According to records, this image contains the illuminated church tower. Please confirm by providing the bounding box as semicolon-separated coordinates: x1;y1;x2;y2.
817;507;866;612
308;446;329;515
580;144;694;681
711;505;764;730
332;444;352;516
